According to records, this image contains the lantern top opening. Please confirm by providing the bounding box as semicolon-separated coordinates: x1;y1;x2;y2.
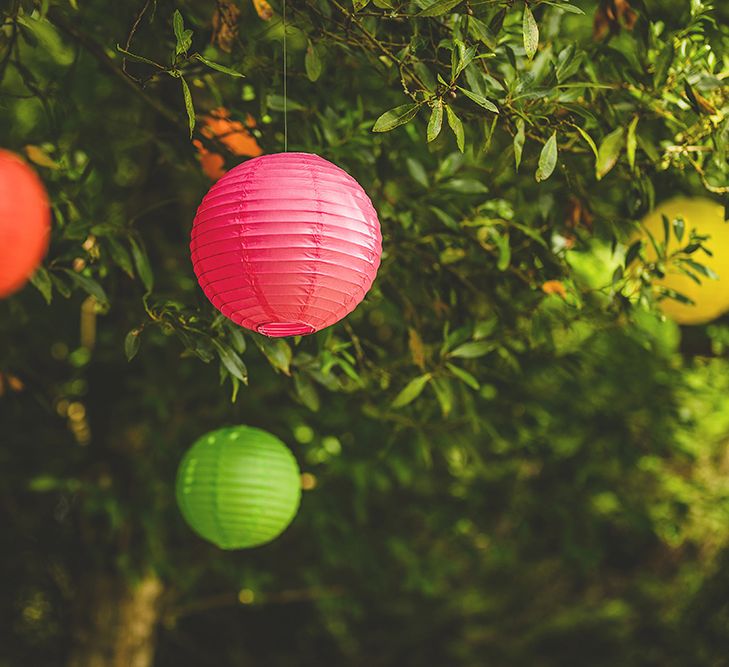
257;321;316;337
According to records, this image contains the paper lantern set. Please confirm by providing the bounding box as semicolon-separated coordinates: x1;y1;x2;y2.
178;153;382;548
640;197;729;325
0;150;50;298
8;142;726;550
0;146;380;549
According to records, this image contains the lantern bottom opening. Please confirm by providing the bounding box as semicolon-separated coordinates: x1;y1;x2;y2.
256;321;316;337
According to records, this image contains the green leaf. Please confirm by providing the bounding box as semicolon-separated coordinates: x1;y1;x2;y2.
17;15;74;66
448;341;494;359
305;41;322;82
662;214;671;245
50;273;71;298
124;329;141;361
661;288;695;305
508;221;545;249
227;327;247;354
456;86;499;113
573;124;598;161
193;54;245;77
625;240;642;267
173;10;184;43
645;226;665;260
334;358;362;384
673;216;685;242
129;237;154;293
473;317;497;340
62;269;109;306
468;17;497;50
535;131;558;182
596;128;624;180
431;377;453;417
626;116;639;171
514;118;525;171
681;258;718;281
214;340;249;383
540;1;585;14
30;266;52;304
372;103;422;132
107;237;134;277
172;11;192;56
427;100;444;142
414;62;437;92
441;248;466;267
254;336;292;375
451;41;477;80
495;232;511;270
681;242;702;255
406;158;429;188
229;376;241;402
28;475;63;492
179;77;195;138
294;372;320;411
482;114;498;154
555;45;584;83
442;178;488;194
446;362;480;389
436;152;464;180
266;95;306;111
392;373;432;408
418;0;464;17
353;0;371;9
654;41;674;87
442;325;471;355
430;206;459;231
445;105;465;152
523;4;539;60
612;266;624;285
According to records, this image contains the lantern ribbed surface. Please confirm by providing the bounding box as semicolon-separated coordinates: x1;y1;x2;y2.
190;152;381;337
0;150;50;298
176;426;301;550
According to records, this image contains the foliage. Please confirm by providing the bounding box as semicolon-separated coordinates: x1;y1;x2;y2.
1;0;729;665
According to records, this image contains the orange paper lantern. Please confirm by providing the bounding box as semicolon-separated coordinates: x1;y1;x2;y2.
0;150;51;297
193;108;263;181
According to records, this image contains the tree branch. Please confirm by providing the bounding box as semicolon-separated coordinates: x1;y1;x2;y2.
47;7;183;129
165;586;344;622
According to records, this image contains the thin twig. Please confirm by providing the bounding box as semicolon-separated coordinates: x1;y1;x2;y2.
166;586;344;621
48;7;182;128
47;8;249;160
328;0;430;101
687;155;729;194
122;0;154;80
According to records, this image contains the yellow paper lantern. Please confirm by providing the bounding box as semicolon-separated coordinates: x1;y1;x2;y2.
640;197;729;325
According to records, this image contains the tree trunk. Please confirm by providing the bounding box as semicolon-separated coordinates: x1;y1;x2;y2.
68;572;164;667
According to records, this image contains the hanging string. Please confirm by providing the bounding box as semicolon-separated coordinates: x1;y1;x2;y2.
282;0;288;152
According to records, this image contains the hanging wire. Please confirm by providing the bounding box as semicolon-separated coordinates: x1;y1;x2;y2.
283;0;288;151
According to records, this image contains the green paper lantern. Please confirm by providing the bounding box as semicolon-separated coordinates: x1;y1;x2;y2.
176;426;301;549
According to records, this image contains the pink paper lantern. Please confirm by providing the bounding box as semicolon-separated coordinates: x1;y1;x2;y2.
190;152;382;337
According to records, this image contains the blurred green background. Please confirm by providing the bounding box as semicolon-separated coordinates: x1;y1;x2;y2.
1;0;729;665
